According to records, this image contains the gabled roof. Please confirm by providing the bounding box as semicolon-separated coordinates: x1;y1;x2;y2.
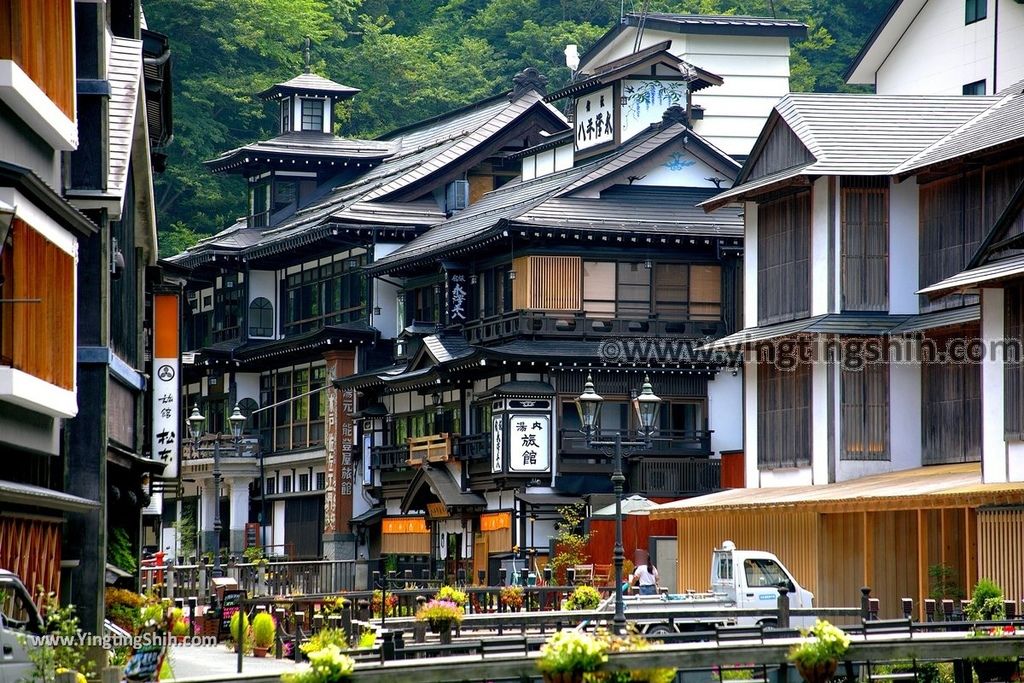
579;12;808;73
844;0;922;85
546;41;722;102
205;132;394;173
258;72;360;101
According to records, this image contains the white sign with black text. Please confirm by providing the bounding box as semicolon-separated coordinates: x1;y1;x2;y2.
508;414;550;473
151;359;180;479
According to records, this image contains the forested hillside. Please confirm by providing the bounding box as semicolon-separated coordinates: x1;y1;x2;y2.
147;0;889;256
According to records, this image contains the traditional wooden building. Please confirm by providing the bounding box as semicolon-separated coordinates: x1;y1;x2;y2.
667;79;1024;616
0;0;171;630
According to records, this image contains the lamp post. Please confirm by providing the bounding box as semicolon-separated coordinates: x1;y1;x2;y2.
188;403;246;580
575;373;661;635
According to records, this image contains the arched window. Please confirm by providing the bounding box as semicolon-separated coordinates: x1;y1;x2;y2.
248;297;273;337
237;397;259;434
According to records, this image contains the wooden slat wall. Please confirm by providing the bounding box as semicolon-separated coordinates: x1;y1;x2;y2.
381;532;430;555
1004;283;1024;438
512;256;530;309
982;160;1024;245
869;510;920;617
841;360;890;461
757;192;811;325
587;517;677;566
919;172;983;312
757;351;812;468
748;121;814;181
921;332;981;464
674;512;820;597
818;513;864;619
977;508;1024;606
0;516;62;598
8;219;75;390
529;256;581;310
0;0;75;120
841;177;888;312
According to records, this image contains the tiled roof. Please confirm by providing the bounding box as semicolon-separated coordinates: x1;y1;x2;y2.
635;12;808;31
423;334;474;364
257;72;360;100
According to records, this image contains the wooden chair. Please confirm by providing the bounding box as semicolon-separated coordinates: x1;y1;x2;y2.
593;564;612;586
572;564;594;585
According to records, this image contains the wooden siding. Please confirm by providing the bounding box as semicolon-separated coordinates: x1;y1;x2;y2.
3;219;75;390
977;507;1024;606
757;192;811;325
757;349;812;468
482;526;512;554
720;451;744;488
748;121;814;182
1005;283;1024;438
0;516;62;598
468;174;494;205
381;532;430;554
0;0;75;120
841;177;888;311
982;160;1024;247
921;333;981;464
841;359;890;461
512;255;582;311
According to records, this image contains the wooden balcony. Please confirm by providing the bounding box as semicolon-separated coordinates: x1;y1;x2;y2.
627;457;720;497
370;444;409;471
558;428;713;458
407;433;451;465
463;310;726;345
453;433;491;462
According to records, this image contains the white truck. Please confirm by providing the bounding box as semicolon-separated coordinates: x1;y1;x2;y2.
617;540;814;635
0;570;44;683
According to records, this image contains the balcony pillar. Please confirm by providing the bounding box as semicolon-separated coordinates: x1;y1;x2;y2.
200;478;218;556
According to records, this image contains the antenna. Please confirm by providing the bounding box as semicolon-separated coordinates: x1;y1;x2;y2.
632;0;651;53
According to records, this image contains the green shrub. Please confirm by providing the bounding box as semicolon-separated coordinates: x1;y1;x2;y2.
536;630;607;675
788;620;851;667
229;611;251;651
252;613;275;648
300;628;348;655
965;579;1005;621
356;627;376;649
564;585;602;610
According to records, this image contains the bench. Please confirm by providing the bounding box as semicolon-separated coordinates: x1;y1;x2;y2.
860;618;920;683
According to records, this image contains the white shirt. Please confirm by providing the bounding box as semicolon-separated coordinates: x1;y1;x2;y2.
633;564;658;586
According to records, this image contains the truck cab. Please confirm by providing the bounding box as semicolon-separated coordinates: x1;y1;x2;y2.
711;540;814;617
0;570;43;683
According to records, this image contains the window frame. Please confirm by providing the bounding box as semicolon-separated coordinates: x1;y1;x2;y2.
248;297;274;338
962;79;986;95
840;354;890;461
300;98;324;132
965;0;987;24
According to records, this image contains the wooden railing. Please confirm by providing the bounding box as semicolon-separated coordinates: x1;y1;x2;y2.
408;434;451;464
558;429;713;457
181;434;260;461
628;457;721;496
464;310;727;344
370;443;409;471
453;433;491;462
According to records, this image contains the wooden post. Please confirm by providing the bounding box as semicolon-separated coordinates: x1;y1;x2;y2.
439;622;452;645
101;667;122;683
860;586;871;621
293;611;304;662
56;672;78;683
341;602;353;642
777;587;790;628
274;607;286;659
917;509;927;622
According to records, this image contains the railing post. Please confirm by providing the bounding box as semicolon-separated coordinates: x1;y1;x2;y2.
293;611;304;662
439;621;452;645
777;587;790;628
381;630;396;661
869;597;879;621
274;608;286;659
901;598;914;620
188;597;197;638
341;600;353;642
860;587;872;621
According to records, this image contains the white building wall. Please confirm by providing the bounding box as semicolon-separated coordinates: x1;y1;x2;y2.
981;288;1009;483
708;371;742;455
235;373;259;404
744;202;758;327
888;360;923;470
874;0;1024;95
272;501;286;554
247;269;278;339
742;355;759;487
810;358;829;484
373;243;402;339
632;150;734;188
811;177;830;316
889;179;920;314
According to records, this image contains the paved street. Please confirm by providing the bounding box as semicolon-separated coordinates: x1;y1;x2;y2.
165;645;297;680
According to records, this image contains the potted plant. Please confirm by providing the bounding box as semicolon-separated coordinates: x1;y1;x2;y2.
787;619;851;683
563;585;602;611
968;625;1020;682
170;615;189;642
536;630;608;683
436;585;468;607
370;590;398;618
965;578;1006;621
251;612;275;657
229;611;252;654
593;628;676;683
414;599;464;633
500;586;525;612
282;644;356;683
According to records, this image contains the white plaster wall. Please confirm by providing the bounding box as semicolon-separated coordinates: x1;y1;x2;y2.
888;360;922;470
272;501;286;554
1007;443;1024;482
708;371;743;454
522;156;536;181
889;180;920;314
555;144;574;172
811;177;830;316
742;355;759;487
759;466;813;487
536;150;555;177
248;269;278;333
744;202;758;327
373;243;402;339
811;359;829;483
235;373;259;404
633;148;733;188
981;288;1008;483
874;0;1024;94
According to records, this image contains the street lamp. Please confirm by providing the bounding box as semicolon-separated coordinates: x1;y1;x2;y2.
187;403;246;579
575;373;661;634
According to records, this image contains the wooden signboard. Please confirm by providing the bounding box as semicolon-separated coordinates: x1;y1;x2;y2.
123;617;170;682
219;589;247;637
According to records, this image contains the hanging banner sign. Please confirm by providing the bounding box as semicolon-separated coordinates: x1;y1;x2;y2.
480;512;511;532
382;517;429;534
508;414;550;473
446;269;470;325
491;415;503;473
151;293;180;479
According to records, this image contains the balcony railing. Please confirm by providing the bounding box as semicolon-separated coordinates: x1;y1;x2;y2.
453;433;492;462
463;310;727;344
407;434;451;464
181;435;260;461
628;457;720;496
558;428;713;457
369;443;408;471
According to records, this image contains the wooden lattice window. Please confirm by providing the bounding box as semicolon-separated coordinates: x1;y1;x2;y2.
921;333;981;464
757;192;811;325
841;177;889;311
1005;283;1024;439
841;354;890;460
756;345;812;469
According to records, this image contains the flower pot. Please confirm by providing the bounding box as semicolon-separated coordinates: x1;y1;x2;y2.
252;646;269;658
973;660;1020;683
428;619;450;634
542;671;585;683
795;660;838;683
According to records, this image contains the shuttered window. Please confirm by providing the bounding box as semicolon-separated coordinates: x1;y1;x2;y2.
921;334;981;464
919;172;984;311
1005;283;1024;439
841;357;889;460
841;177;888;311
757;192;811;325
756;348;812;469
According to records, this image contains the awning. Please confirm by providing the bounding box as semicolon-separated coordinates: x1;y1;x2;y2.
348;508;384;527
702;313;910;350
650;463;1024;516
917;253;1024;295
400;466;485;514
515;492;584;507
888;305;980;334
0;480;100;513
699;164;813;212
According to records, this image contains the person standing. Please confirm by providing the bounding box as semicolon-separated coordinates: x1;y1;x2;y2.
631;555;659;595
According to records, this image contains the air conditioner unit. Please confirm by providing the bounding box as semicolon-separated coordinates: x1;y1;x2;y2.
446;180;470;213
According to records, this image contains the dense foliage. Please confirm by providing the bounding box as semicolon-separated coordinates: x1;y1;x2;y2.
145;0;888;256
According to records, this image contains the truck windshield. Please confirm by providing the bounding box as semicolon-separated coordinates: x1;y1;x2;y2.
0;583;40;634
743;559;789;588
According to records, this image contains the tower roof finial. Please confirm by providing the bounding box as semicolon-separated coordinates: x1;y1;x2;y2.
303;36;311;73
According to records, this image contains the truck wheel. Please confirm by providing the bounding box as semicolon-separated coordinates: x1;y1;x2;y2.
757;619;777;629
646;624;674;637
